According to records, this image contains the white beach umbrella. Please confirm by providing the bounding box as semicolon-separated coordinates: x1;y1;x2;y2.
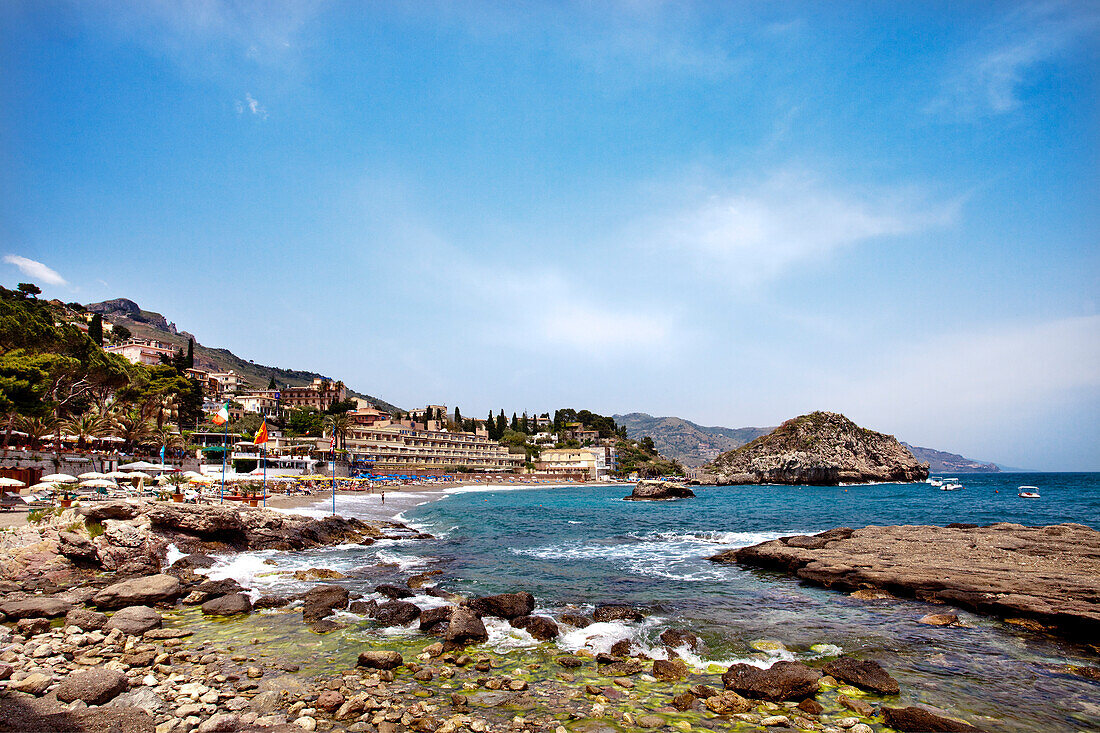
183;471;204;479
105;471;131;479
40;473;78;483
0;477;26;487
27;482;58;492
80;478;118;488
128;471;153;480
77;472;106;480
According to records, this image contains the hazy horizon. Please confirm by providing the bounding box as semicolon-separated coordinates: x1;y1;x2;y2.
2;2;1097;470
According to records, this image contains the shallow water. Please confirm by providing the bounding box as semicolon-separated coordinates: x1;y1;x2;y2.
185;474;1100;732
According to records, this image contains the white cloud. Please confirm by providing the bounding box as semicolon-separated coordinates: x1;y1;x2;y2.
540;302;671;352
235;92;268;118
3;255;68;286
927;2;1100;118
663;171;959;285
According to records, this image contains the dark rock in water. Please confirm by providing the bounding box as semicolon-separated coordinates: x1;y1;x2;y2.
375;583;414;599
66;608;108;630
465;592;535;620
594;604;645;622
201;593;253;616
511;615;559;640
721;661;821;701
93;574;182;610
445;608;488;645
16;618;51;636
106;605;162;635
357;650;403;670
195;578;245;596
689;684;719;699
882;706;983;732
372;600;421;627
171;553;217;570
349;599;379;615
420;606;456;632
609;639;635;657
660;628;702;650
712;522;1100;639
920;613;960;626
55;669;128;705
652;658;689;681
704;691;752;715
671;692;697;711
557;656;583;668
407;570;442;589
798;698;825;715
708;411;928;485
301;584;350;622
600;660;644;677
57;531;97;562
823;657;900;694
559;613;591;628
253;595;289;609
625;480;696;501
839;694;874;716
0;596;72;619
309;619;343;633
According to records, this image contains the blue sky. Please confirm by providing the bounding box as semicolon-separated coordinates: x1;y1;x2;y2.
2;1;1098;470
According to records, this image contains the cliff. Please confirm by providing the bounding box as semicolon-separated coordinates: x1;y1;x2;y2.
707;411;928;485
902;443;1000;474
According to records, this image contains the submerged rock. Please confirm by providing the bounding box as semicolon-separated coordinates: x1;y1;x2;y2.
511;615;559;640
372;600;421;627
357;650;403;670
465;592;535;620
823;657;900;694
593;605;645;623
881;706;984;732
201;593;253;616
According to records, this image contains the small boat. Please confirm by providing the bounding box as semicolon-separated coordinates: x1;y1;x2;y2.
941;479;963;491
928;478;943;487
1018;486;1040;499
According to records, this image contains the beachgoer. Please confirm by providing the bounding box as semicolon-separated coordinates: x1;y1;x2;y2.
381;491;385;504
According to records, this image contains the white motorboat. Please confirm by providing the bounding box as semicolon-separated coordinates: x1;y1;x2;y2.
941;479;963;491
1018;486;1040;499
928;478;943;487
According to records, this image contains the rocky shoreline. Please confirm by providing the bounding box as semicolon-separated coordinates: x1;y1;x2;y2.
0;502;1024;733
710;522;1100;640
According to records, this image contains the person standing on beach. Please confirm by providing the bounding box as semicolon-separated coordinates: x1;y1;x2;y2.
381;491;385;504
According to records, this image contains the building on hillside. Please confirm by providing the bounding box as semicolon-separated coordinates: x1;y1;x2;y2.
238;390;280;418
537;447;610;479
190;431;243;448
208;371;245;397
281;378;346;411
202;400;244;422
342;424;522;473
561;423;601;445
349;407;390;427
105;338;178;366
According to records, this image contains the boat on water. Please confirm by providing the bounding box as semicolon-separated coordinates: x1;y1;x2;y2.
941;479;963;491
1018;486;1041;499
928;477;943;487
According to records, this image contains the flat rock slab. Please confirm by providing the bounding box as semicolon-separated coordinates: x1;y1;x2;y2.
712;523;1100;638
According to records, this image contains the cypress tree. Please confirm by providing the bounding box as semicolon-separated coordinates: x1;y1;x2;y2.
454;406;462;424
521;411;529;434
496;410;506;437
486;411;496;439
510;412;519;432
88;313;103;346
186;338;194;368
268;375;277;390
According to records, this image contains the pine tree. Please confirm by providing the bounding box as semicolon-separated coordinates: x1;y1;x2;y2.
186;338;194;368
88;314;103;346
268;375;277;390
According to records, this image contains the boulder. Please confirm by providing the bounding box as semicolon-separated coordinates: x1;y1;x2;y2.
0;596;72;619
445;608;489;645
372;601;421;627
511;615;559;640
593;605;645;622
9;672;53;695
652;658;689;681
823;657;900;695
609;640;635;657
57;531;98;562
253;595;290;609
201;593;253;616
559;613;592;628
195;578;245;596
79;501;140;520
357;650;403;670
349;600;379;615
465;592;535;620
16;618;51;636
66;608;108;630
106;605;162;635
93;574;182;610
625;480;696;501
170;553;217;570
660;629;702;650
301;584;350;622
722;661;821;701
375;583;414;599
145;503;246;535
292;568;347;581
704;691;752;715
881;706;983;732
55;669;129;705
919;613;960;626
420;606;455;633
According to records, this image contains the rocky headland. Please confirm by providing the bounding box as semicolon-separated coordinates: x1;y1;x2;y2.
703;412;928;486
0;500;998;733
710;522;1100;640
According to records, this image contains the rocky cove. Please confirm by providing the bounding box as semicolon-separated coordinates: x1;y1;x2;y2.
1;488;1098;733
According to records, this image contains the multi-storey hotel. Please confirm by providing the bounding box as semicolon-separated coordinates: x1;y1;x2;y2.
344;424;523;472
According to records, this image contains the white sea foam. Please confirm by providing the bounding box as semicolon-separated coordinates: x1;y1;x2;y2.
164;544;185;567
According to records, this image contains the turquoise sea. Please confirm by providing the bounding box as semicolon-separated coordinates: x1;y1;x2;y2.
206;473;1100;732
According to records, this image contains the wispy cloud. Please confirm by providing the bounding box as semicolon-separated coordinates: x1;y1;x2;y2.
235;92;268;118
540;301;672;352
660;171;960;285
3;255;68;286
927;2;1100;118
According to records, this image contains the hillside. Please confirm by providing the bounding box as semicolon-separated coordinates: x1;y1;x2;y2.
614;412;770;467
83;298;400;413
707;411;928;485
902;444;1000;474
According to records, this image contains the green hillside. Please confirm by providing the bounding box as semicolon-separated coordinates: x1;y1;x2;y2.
613;412;770;467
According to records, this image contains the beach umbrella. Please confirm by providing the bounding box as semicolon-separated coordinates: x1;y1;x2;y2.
41;473;78;483
189;476;215;484
27;482;58;492
128;471;153;480
0;477;26;487
80;478;117;488
105;471;131;479
183;471;203;479
77;472;106;480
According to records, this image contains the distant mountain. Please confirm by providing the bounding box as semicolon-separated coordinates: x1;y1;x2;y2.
84;298;400;413
614;412;771;467
709;411;928;485
902;444;1000;474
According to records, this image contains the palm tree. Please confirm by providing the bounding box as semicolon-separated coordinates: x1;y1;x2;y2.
18;415;58;451
64;412;110;452
152;393;178;429
324;412;351;451
153;425;185;460
112;408;154;453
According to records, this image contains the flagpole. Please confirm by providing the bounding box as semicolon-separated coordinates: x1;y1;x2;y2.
220;419;227;504
262;444;267;507
331;440;336;516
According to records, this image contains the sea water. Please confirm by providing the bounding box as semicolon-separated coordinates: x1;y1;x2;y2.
194;474;1100;731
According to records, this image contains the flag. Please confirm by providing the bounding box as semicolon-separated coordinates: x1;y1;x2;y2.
329;433;337;451
254;419;269;446
211;402;230;426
